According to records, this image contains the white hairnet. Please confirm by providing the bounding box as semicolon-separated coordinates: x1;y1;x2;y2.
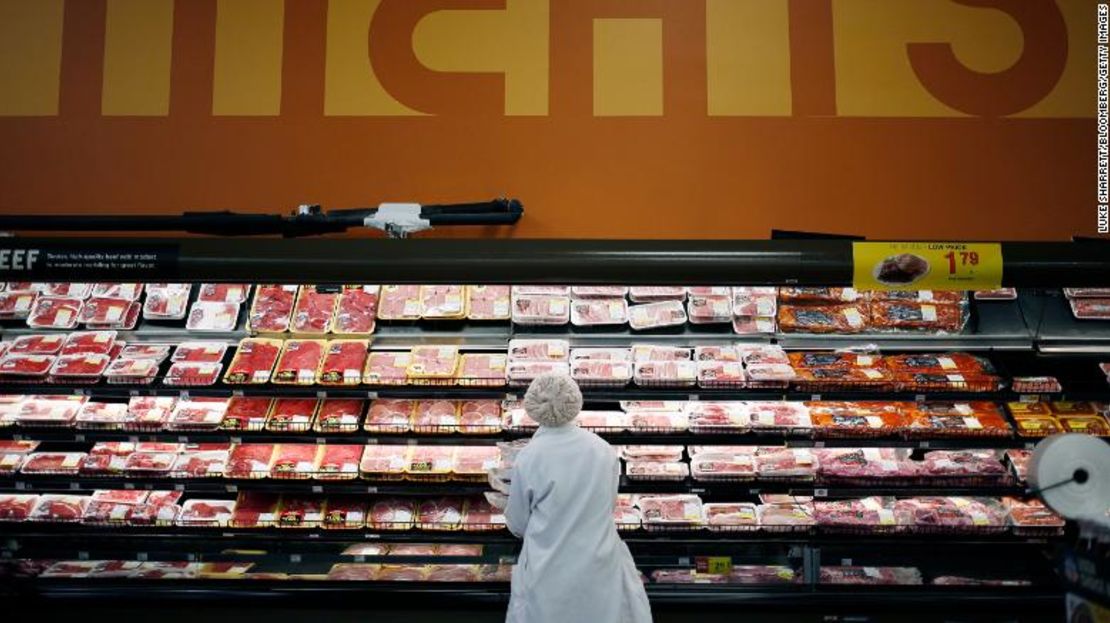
523;372;583;428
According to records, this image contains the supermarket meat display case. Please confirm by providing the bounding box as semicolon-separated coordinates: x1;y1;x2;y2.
0;237;1108;619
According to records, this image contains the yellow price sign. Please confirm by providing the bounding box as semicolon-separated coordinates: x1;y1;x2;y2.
696;556;733;575
852;242;1003;291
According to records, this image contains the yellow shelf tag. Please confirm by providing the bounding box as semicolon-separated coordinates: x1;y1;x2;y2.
696;556;733;575
852;242;1003;291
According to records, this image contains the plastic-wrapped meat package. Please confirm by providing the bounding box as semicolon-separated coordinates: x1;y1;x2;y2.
223;338;281;384
885;353;992;376
425;565;481;582
461;497;506;531
779;288;863;303
466;285;511;320
49;353;110;379
270;444;321;479
693;345;739;362
0;494;41;521
744;364;797;386
508;339;568;362
143;284;191;320
123;451;178;475
620;445;684;461
0;452;27;475
1065;288;1110;298
28;494;90;522
690;447;756;480
777;304;868;334
172;449;229;478
454;446;501;477
290;286;338;333
629;287;686;302
173;341;228;363
871;301;967;333
405;445;456;479
697;361;745;388
265;398;318;432
704;502;758;531
376;565;429;581
869;290;965;304
737;345;789;366
40;561;105;578
577;410;630;431
315;340;368;386
320;497;366;529
513;285;571;296
1012;415;1063;438
512;294;570;325
43;283;92;298
1004;498;1065;534
894;497;1006;532
363;351;411;385
412;400;460;432
178;499;236;527
17;397;85;426
808;402;909;438
0;291;37;319
754;447;817;479
636;494;704;529
503;406;538;431
60;331;116;356
906;403;1011;438
814;497;902;531
793;367;893;390
82;500;138;525
1070;298;1110;319
973;288;1018;301
756;503;815;531
314;444;362;480
360;445;408;480
364;399;414;433
225;444;276;478
276;495;326;528
626;461;689;481
633;360;696;387
687;295;732;324
124;396;175;430
0;401;22;428
417;497;466;530
78;297;131;325
732;315;776;335
167;399;229;431
787;352;874;370
421;285;467;319
164;361;222;386
313;399;364;433
687;402;749;433
185;301;240;332
127;501;182;526
819;566;922;585
226;491;281;528
732;287;778;316
573;360;633;386
332;286;379;334
627;301;687;331
76;402;129;429
918;450;1007;479
507;361;570;385
0;353;55;378
216;397;270;432
747;402;812;432
90;561;144;578
459;400;502;434
90;490;148;505
249;284;297;332
26;296;82;329
628;409;687;431
1059;415;1110;435
377;285;422;320
571;298;628;326
457;354;507;388
407;345;460;382
9;334;66;355
1005;449;1032;482
572;286;629;298
198;283;250;304
327;564;380;581
815;448;917;482
614;495;642;529
271;339;325;385
369;498;416;530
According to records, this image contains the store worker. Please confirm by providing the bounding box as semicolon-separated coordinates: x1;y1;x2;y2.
501;372;652;623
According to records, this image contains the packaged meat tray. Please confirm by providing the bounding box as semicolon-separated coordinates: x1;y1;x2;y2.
620;445;684;461
178;499;236;527
41;561;107;578
248;284;297;332
223;338;282;384
364;399;414;433
777;304;868;334
814;497;901;533
218;397;271;432
0;494;41;521
315;445;363;480
75;402;129;429
870;290;966;304
460;497;505;531
323;497;367;529
507;361;570;385
172;449;229;478
809;401;909;437
124;396;176;430
704;502;759;531
49;353;110;378
779;288;862;303
732;287;778;316
228;492;281;528
44;283;92;298
1048;401;1098;415
819;566;922;585
754;447;817;480
420;285;467;319
466;285;511;320
885;353;993;376
513;285;572;296
687;295;732;324
577;410;631;431
1058;415;1110;435
8;333;65;355
90;489;148;505
687;402;749;433
265;398;319;431
315;399;365;433
974;288;1018;300
363;351;411;385
788;351;880;370
512;294;570;325
615;495;642;529
172;341;228;363
628;300;687;330
906;407;1011;439
628;409;687;432
332;286;379;334
697;361;745;388
692;345;739;362
225;444;276;478
26;296;82;329
143;284;190;320
570;298;628;326
104;357;160;383
1070;298;1110;319
458;353;507;387
28;494;90;522
0;291;36;319
272;339;326;384
369;498;416;530
453;446;501;478
919;450;1007;481
894;497;1006;533
739;345;791;366
123;451;178;475
625;461;689;481
1065;288;1110;298
290;286;338;333
407;345;459;382
326;564;380;581
126;501;179;526
60;331;117;356
793;367;894;391
815;448;917;484
459;400;503;434
405;445;456;481
377;285;422;320
572;286;629;298
412;400;460;432
317;340;368;386
732;315;776;335
416;497;465;530
509;339;569;362
164;361;222;386
572;359;633;386
870;301;967;333
276;495;326;528
747;402;812;433
0;353;54;378
197;283;250;304
78;297;131;326
1004;498;1065;536
629;286;686;302
185;301;240;332
271;444;321;479
17;397;84;426
1010;376;1062;393
633;360;696;387
360;445;408;480
637;494;704;529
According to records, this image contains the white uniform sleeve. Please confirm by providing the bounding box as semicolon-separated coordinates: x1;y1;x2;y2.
505;464;531;538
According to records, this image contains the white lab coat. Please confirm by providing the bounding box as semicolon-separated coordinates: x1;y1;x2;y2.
505;424;652;623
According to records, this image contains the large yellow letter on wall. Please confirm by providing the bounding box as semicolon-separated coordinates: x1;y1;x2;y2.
212;0;285;116
706;0;791;117
594;18;664;117
0;0;64;116
324;0;421;116
102;0;175;116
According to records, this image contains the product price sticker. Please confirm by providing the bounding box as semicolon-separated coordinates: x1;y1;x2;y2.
695;556;732;575
852;242;1002;291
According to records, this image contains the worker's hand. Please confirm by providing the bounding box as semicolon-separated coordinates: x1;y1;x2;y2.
485;491;508;510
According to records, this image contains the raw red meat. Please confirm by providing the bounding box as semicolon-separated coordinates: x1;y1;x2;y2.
143;284;191;319
919;450;1007;477
332;286;378;334
315;445;363;479
178;499;235;526
777;304;868;333
573;360;633;386
512;294;570;325
29;494;90;522
49;353;110;378
1005;499;1065;532
249;285;297;332
225;444;276;478
454;446;500;476
9;334;65;355
198;283;250;304
76;402;129;428
732;315;776;334
687;402;749;432
572;286;628;298
172;341;228;363
416;497;465;530
327;564;379;581
82;500;136;524
272;339;325;384
871;301;967;333
378;285;422;320
628;301;687;330
365;399;414;433
318;340;368;385
633;360;697;386
626;461;688;480
467;285;511;320
0;494;40;521
315;399;365;432
123;451;177;474
820;566;922;585
694;345;740;362
421;285;466;318
460;497;505;531
91;283;143;300
405;446;456;478
884;353;992;376
1070;298;1110;319
106;357;169;384
61;331;117;356
757;503;816;530
369;498;415;529
44;283;92;298
788;351;879;369
690;448;756;480
27;296;82;329
164;361;223;386
271;444;320;479
893;497;1005;531
628;286;686;302
754;447;817;478
128;503;182;525
377;565;428;581
732;287;778;316
291;286;338;333
0;291;36;318
816;448;917;481
513;285;571;296
704;503;759;530
779;288;862;303
323;497;367;529
363;351;411;385
21;452;86;474
571;298;628;326
426;565;480;582
172;450;229;478
626;408;687;432
223;338;281;384
79;297;132;325
266;398;318;431
0;354;55;377
219;397;272;431
459;400;502;434
697;361;745;387
186;301;239;332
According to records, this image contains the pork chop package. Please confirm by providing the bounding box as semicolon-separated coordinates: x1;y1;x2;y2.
509;339;569;362
572;286;629;298
570;298;628;326
364;399;414;434
466;285;511;321
633;360;697;387
369;497;416;530
687;295;733;324
697;361;746;388
332;285;379;334
704;502;759;531
416;497;466;530
732;287;778;317
512;294;570;325
636;494;705;529
360;445;409;480
572;359;633;386
629;287;686;302
458;353;508;387
625;461;689;481
407;346;460;383
421;285;467;319
248;284;297;332
690;446;756;480
628;300;688;330
290;285;339;334
687;402;749;433
363;351;411;385
753;447;817;479
378;285;422;320
412;400;461;432
459;400;502;434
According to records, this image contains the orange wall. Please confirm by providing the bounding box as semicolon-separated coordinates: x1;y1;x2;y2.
0;0;1099;240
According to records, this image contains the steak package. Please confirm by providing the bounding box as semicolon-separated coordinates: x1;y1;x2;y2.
103;357;161;384
28;494;90;522
277;495;326;528
75;402;129;429
27;296;82;329
143;284;191;320
249;284;297;332
123;451;178;475
815;448;917;482
61;331;117;356
229;491;280;528
273;339;326;384
628;301;688;330
186;301;240;332
323;497;367;529
0;353;55;378
271;444;322;479
172;449;229;478
220;397;272;431
625;461;689;480
223;338;282;384
369;498;416;529
173;341;228;363
315;444;363;480
363;351;411;385
421;285;467;319
21;452;87;474
178;499;236;527
42;283;92;298
49;353;110;378
378;285;422;320
291;286;339;333
315;399;365;433
0;494;41;521
198;283;250;304
416;497;465;530
225;444;276;478
0;291;36;319
332;286;379;334
80;297;133;326
318;339;369;385
467;285;511;320
9;333;66;355
265;398;319;431
460;497;505;531
164;361;222;386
